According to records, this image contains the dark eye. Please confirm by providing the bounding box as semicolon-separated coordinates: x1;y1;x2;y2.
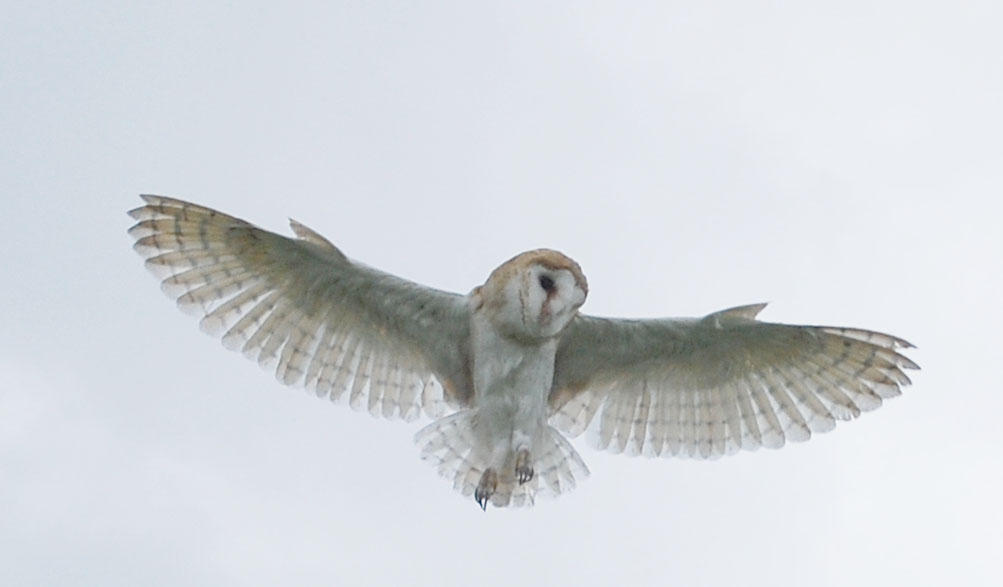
538;274;555;292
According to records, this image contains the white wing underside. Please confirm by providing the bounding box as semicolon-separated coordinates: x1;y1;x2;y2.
550;304;918;459
128;195;471;420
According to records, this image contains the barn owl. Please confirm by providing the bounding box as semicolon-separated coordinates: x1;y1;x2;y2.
128;195;918;510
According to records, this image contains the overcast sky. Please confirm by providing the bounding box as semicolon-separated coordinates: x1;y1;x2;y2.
2;2;1001;586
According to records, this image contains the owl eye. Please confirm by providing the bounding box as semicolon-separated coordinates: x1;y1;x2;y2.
538;274;555;292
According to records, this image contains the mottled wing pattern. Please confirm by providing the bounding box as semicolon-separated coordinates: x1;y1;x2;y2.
549;304;918;458
128;195;471;420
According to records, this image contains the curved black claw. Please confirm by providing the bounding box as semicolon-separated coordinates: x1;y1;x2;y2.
475;490;489;511
515;449;534;485
474;468;498;511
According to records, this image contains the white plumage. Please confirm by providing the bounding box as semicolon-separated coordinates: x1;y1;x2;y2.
128;196;918;509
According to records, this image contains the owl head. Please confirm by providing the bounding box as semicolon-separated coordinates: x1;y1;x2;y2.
473;249;588;341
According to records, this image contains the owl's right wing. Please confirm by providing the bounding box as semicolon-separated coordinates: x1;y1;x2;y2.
549;304;917;458
128;195;471;420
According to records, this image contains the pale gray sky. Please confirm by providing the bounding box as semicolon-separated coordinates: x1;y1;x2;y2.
2;2;1001;586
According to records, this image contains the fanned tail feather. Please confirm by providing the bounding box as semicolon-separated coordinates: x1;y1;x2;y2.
415;411;589;508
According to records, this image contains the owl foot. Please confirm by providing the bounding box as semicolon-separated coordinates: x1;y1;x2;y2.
514;448;534;484
475;468;498;511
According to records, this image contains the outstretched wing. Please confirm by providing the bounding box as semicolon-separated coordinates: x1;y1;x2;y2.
549;303;917;458
128;195;471;420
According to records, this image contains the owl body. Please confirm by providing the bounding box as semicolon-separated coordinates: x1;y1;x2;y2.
129;196;917;510
440;250;589;507
469;309;555;468
464;314;557;506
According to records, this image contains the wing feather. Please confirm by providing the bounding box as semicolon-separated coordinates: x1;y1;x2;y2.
732;381;761;450
550;304;917;459
129;195;471;420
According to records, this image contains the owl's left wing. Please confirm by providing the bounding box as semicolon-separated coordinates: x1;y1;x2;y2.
549;303;917;458
129;195;471;421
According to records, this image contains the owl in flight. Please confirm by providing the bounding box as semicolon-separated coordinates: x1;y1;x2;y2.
129;196;917;510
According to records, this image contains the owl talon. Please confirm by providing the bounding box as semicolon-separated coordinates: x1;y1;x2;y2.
515;448;534;484
475;468;498;510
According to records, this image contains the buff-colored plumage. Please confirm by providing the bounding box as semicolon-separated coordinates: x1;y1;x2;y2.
128;196;918;509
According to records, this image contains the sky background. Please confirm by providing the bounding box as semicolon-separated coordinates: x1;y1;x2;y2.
2;2;1001;586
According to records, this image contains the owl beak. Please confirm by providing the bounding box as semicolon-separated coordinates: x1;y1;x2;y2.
538;301;553;325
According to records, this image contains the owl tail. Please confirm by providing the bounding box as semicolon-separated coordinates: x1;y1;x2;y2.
414;410;589;508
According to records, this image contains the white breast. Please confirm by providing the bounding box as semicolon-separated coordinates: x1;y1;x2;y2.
469;311;556;466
